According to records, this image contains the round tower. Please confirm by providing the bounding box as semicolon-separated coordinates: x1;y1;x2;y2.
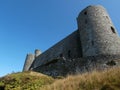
35;49;42;58
77;5;120;57
23;54;35;71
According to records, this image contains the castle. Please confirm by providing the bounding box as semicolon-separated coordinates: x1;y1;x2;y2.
23;5;120;76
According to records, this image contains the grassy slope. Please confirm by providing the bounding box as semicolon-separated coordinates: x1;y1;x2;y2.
0;67;120;90
0;71;54;90
41;67;120;90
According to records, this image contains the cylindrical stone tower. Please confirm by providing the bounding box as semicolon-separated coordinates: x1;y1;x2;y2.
77;5;120;57
23;54;35;71
35;49;42;58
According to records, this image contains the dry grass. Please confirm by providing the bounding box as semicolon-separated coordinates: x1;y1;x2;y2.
1;67;120;90
40;67;120;90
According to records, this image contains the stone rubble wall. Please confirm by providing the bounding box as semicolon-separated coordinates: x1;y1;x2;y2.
31;30;82;69
32;55;120;77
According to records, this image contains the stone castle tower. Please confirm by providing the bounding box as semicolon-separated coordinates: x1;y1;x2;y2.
23;5;120;76
23;49;41;71
23;54;35;71
77;5;120;57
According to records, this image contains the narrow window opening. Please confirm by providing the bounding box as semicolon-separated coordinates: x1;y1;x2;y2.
60;53;63;57
111;26;116;33
92;41;94;46
84;11;87;15
68;50;71;58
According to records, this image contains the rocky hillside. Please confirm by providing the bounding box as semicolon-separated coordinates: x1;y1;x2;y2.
0;67;120;90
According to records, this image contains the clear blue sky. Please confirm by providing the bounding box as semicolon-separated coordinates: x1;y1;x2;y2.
0;0;120;77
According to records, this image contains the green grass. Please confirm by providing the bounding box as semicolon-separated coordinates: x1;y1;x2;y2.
0;71;54;90
1;67;120;90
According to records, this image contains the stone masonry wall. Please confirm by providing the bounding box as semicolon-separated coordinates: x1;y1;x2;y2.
33;55;120;77
31;30;82;69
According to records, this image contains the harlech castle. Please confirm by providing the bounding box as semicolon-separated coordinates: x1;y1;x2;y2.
23;5;120;77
